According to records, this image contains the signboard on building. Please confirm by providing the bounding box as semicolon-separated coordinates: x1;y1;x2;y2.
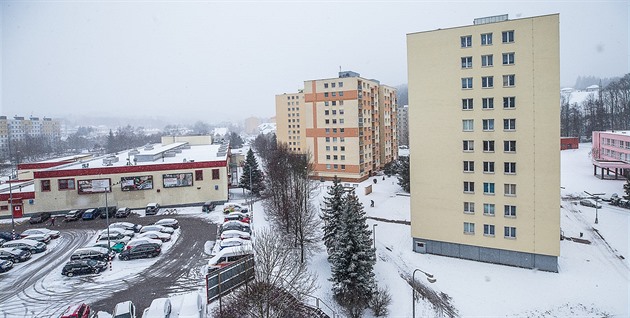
163;173;193;188
78;178;111;194
121;175;153;191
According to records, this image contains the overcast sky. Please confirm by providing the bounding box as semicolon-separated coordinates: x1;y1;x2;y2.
1;1;628;124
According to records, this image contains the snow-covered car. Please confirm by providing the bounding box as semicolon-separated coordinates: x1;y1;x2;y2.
23;233;52;244
64;209;85;222
142;298;171;318
145;203;160;216
177;293;205;318
207;245;253;271
0;259;14;273
96;232;131;244
91;241;126;253
126;238;163;248
219;221;251;234
71;246;115;262
110;222;143;233
220;230;251;241
0;247;31;263
579;199;602;208
113;301;137;318
20;228;60;239
222;203;248;214
2;239;47;253
218;237;252;251
99;228;134;238
62;259;107;277
224;212;251;224
153;218;179;229
137;231;171;242
140;225;174;235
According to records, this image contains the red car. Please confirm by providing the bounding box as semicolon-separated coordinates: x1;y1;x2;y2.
224;212;251;224
60;303;92;318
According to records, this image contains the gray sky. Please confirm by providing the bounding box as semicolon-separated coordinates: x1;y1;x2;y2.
1;1;628;124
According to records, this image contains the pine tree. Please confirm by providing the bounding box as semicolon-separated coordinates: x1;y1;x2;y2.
624;177;630;200
397;156;410;192
321;177;345;254
239;149;265;195
329;189;376;317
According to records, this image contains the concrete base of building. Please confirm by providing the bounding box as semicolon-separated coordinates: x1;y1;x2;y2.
412;237;558;273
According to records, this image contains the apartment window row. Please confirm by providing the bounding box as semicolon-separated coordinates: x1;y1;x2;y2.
287;119;300;123
286;101;300;106
463;181;517;196
323;82;344;89
324;109;345;115
324;91;345;98
603;138;630;149
324;100;345;106
462;75;516;89
286;95;300;100
461;97;516;110
325;154;347;160
325;145;346;151
461;31;514;48
463;119;518;134
324;119;345;125
463;202;518;217
463;161;516;174
324;137;346;142
324;128;346;134
462;53;515;69
463;223;516;238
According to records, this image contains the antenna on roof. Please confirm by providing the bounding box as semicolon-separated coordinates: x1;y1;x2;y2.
339;65;342;72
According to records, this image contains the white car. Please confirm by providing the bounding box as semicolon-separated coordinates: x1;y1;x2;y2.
110;222;143;233
20;228;60;239
177;293;205;318
100;228;135;238
113;301;137;318
218;237;251;250
579;199;602;208
97;232;131;244
141;298;171;318
140;225;174;235
137;231;171;242
23;233;53;244
220;230;251;241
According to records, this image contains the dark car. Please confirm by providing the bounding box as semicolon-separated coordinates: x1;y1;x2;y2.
145;203;160;216
153;218;179;229
0;231;20;241
71;247;114;262
0;259;13;273
2;239;47;253
202;200;217;213
0;247;31;263
62;259;107;277
219;221;251;234
118;243;161;260
115;207;131;218
81;208;101;220
64;209;85;222
99;206;117;219
29;212;51;224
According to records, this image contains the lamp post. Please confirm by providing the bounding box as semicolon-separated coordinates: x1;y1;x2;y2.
412;268;436;318
584;191;605;224
372;223;378;249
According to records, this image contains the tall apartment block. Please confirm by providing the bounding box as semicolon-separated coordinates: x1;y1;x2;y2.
397;105;409;146
407;14;560;272
276;71;398;182
0;116;61;159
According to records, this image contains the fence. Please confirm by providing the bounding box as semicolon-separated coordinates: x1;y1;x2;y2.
205;254;255;303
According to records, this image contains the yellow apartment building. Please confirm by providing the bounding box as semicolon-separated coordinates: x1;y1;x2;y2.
407;14;560;272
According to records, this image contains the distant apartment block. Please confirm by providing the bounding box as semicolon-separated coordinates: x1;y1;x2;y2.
407;14;560;272
591;131;630;179
0;116;61;157
397;105;409;146
276;71;398;182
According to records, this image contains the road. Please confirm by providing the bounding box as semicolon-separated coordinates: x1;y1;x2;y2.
0;212;217;316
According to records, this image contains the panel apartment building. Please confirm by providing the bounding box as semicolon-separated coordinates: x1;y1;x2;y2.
0;116;61;158
276;71;398;182
407;14;560;272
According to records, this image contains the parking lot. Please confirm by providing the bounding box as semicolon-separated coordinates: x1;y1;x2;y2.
0;210;217;317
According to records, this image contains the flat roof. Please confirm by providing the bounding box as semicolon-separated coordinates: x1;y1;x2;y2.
406;13;559;36
0;180;35;195
599;131;630;137
36;153;93;164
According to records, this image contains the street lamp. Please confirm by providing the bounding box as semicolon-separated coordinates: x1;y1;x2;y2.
372;223;378;249
584;191;605;224
412;268;436;318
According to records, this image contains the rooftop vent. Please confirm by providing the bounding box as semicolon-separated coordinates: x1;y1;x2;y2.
474;14;508;25
144;145;154;150
129;149;140;155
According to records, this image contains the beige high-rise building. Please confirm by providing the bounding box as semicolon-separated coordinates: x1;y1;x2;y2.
0;116;61;160
276;71;398;182
407;14;560;272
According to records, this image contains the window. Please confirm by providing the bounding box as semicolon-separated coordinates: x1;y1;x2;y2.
464;222;475;234
326;164;331;170
503;97;516;109
461;56;472;68
341;146;345;151
482;119;494;131
481;54;493;67
503;75;515;87
504;183;517;196
504;119;516;130
461;77;473;89
463;119;474;131
331;82;336;88
482;98;494;109
325;128;330;134
339;82;343;87
41;180;51;192
462;98;473;110
464;181;474;193
324;92;329;97
341;155;345;160
339;91;344;96
332;92;336;97
484;224;495;236
504;140;516;152
502;30;515;43
481;33;492;45
463;161;475;172
483;161;495;173
341;164;346;170
504;205;517;217
504;162;516;174
324;110;329;115
324;101;329;106
504;226;516;238
463;140;474;152
502;52;515;65
326;155;331;160
212;169;220;180
464;202;475;214
483;182;495;195
326;146;330;151
58;178;75;190
195;170;203;181
324;83;329;88
461;35;472;48
483;140;495;152
482;76;494;88
484;204;495;216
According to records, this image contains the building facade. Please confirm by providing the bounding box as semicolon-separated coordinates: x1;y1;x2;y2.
276;71;398;182
407;14;560;272
591;131;630;179
397;105;409;146
0;116;62;158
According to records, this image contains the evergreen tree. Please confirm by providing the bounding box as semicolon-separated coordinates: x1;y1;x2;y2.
239;148;265;195
229;132;244;148
397;156;410;192
329;190;376;317
106;130;116;154
321;177;345;254
624;177;630;200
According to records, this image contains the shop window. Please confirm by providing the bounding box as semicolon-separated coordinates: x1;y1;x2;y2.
41;180;51;192
58;178;76;190
212;169;220;180
195;170;203;181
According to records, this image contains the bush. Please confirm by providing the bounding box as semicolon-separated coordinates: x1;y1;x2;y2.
369;286;392;317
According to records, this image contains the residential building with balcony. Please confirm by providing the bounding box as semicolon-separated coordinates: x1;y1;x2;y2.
591;131;630;179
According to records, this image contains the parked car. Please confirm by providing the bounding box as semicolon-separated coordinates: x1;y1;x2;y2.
21;228;60;239
0;231;20;241
137;231;171;242
118;243;161;260
64;209;85;222
71;246;115;262
62;259;107;277
82;208;101;220
224;212;251;224
145;203;160;216
177;293;205;318
126;238;162;248
29;212;51;224
218;237;251;251
110;221;143;233
0;247;31;262
91;241;126;253
153;218;179;229
0;238;4;246
202;200;217;213
140;225;174;235
23;233;52;244
0;259;13;273
113;301;137;318
100;228;135;238
2;239;47;253
222;203;247;214
141;298;171;318
115;207;132;218
207;245;253;271
580;199;602;208
60;303;92;318
96;232;131;244
99;206;118;219
219;221;251;234
219;230;251;241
